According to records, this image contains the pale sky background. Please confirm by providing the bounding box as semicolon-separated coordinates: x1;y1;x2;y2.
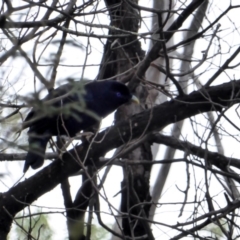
1;0;240;239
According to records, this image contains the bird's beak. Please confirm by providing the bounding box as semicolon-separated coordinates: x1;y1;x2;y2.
131;95;140;104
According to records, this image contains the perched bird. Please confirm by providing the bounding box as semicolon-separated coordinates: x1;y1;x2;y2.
23;80;139;172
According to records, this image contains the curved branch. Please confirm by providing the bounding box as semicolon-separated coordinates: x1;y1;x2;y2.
129;0;206;90
0;79;240;236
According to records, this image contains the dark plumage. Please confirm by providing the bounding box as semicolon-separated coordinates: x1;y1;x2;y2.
24;80;139;172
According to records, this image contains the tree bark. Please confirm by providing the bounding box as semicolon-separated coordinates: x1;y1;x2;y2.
1;79;240;237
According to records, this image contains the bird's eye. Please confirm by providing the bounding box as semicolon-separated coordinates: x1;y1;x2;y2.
116;92;122;97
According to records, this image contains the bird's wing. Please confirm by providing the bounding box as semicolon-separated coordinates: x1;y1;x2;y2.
23;81;87;131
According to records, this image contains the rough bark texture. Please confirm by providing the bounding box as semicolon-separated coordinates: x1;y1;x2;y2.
99;0;153;238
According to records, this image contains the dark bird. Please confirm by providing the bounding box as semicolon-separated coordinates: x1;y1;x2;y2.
23;80;139;172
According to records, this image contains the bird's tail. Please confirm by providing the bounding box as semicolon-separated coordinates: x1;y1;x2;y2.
23;137;49;173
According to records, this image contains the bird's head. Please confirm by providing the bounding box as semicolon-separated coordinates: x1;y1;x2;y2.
85;80;139;117
107;80;139;105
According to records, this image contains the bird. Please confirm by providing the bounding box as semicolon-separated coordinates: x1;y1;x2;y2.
23;80;139;172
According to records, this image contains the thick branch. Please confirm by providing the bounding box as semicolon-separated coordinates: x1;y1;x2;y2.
152;133;240;171
0;79;240;236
